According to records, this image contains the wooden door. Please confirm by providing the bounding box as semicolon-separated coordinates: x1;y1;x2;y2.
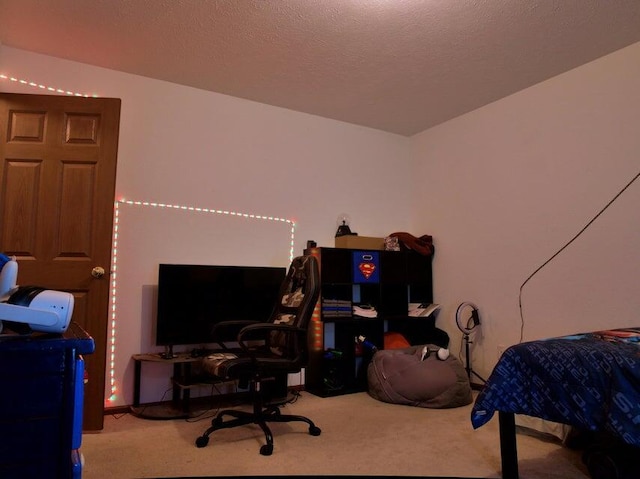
0;93;120;430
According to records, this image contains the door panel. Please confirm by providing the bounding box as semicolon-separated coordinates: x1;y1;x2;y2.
0;93;120;430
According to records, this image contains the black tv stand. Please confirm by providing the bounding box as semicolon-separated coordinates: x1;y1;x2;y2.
131;351;290;419
131;352;212;419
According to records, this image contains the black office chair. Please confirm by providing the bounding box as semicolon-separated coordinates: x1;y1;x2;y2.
195;255;321;455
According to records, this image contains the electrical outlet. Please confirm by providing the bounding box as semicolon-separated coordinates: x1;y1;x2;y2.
497;344;506;359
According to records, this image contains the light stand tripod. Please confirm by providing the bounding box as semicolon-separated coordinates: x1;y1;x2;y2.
462;330;486;386
456;302;486;389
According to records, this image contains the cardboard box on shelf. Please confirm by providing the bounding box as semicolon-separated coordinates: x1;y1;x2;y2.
334;235;385;250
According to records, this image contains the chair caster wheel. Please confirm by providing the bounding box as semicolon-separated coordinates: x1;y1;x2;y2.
309;425;321;436
260;444;273;456
195;435;210;448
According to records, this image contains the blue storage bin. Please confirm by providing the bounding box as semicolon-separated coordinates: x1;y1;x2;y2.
0;323;94;478
352;251;380;283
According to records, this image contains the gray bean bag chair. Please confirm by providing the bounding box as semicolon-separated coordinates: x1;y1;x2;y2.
367;344;472;408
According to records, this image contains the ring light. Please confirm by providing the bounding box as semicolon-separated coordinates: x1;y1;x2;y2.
455;301;486;386
456;302;480;334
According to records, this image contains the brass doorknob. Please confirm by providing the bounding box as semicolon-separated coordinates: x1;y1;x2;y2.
91;266;106;278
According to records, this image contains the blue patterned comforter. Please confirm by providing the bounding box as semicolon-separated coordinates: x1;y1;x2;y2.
471;328;640;446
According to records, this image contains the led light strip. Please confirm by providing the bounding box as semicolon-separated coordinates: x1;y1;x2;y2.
306;249;324;350
1;72;299;402
0;73;97;97
107;198;296;402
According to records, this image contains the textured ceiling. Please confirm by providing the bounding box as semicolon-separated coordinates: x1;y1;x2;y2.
1;0;639;136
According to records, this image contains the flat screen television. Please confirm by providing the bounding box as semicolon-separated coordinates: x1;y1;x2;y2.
155;263;286;348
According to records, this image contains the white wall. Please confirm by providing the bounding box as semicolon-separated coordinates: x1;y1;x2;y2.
1;46;412;407
410;42;640;381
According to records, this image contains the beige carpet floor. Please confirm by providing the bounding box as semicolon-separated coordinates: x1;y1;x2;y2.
81;391;589;478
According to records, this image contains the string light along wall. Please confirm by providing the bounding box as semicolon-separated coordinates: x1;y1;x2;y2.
0;73;96;97
1;72;299;403
108;198;296;402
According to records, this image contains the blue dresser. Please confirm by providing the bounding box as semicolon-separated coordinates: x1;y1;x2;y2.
0;323;95;478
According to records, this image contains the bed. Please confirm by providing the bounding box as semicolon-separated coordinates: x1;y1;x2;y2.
471;327;640;479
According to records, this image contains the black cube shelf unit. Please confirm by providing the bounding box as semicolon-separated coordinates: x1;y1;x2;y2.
304;246;448;397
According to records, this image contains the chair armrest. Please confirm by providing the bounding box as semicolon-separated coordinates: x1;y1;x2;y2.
211;320;260;348
237;323;306;352
237;322;305;341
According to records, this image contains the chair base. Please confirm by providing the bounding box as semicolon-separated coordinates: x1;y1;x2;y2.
195;403;321;456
